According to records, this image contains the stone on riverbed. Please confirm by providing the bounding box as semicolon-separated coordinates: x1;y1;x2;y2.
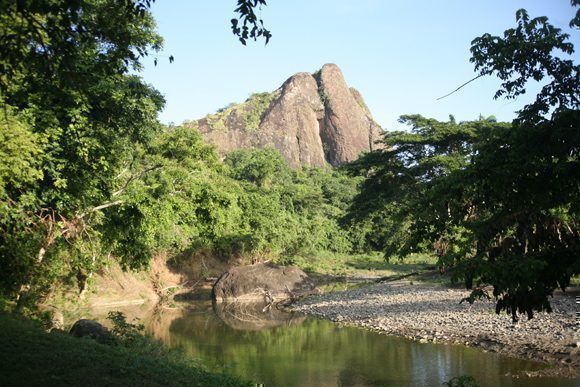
212;262;318;302
69;319;111;343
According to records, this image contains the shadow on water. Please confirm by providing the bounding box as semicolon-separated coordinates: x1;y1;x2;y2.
89;299;577;387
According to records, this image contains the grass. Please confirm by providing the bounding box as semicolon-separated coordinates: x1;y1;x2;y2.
289;252;580;290
284;252;440;280
278;252;455;292
0;312;251;386
204;91;277;132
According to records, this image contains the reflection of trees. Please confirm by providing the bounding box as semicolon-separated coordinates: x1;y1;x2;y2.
84;303;543;385
213;302;306;331
164;311;532;386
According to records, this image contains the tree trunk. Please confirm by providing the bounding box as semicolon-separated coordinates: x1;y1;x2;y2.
15;246;47;313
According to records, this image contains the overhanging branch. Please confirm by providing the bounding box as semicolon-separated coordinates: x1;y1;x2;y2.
76;200;123;220
436;74;485;101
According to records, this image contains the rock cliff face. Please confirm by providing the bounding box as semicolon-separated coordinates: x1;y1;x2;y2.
192;64;382;167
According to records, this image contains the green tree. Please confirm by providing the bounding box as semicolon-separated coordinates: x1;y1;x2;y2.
223;148;357;258
100;124;228;266
0;0;165;308
225;148;290;187
462;8;579;320
0;0;281;313
345;115;506;260
347;7;579;321
470;8;578;123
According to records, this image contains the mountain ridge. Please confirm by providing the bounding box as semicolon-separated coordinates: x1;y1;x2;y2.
185;64;382;167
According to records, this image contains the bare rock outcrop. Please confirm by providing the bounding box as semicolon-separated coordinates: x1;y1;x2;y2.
258;73;326;167
193;64;382;167
317;64;382;165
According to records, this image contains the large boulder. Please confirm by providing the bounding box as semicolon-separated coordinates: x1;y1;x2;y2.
212;262;318;302
69;319;111;343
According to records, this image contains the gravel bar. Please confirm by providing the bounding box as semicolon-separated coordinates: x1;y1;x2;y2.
292;280;579;378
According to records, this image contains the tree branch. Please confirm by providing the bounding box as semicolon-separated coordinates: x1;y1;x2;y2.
436;74;485;101
112;163;162;197
76;200;123;219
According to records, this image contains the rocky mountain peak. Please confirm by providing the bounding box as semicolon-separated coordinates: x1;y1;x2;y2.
190;64;382;168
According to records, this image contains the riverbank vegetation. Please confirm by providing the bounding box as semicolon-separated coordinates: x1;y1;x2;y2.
0;1;371;314
0;312;249;386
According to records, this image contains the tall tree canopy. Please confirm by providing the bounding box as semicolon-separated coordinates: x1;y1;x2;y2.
0;0;165;306
464;8;579;320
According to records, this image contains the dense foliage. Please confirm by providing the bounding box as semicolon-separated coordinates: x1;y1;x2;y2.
346;9;579;321
0;0;315;309
111;131;365;264
0;0;166;309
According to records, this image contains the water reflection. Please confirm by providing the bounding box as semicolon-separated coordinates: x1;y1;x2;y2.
91;302;575;387
214;301;306;330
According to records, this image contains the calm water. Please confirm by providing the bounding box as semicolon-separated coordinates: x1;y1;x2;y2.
93;300;577;387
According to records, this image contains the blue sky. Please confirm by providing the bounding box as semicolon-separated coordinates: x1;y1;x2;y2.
140;1;579;130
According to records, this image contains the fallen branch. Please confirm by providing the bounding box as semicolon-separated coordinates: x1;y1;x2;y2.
160;280;193;292
276;286;320;309
111;164;162;197
375;272;419;283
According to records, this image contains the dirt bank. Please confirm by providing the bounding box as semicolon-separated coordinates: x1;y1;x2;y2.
42;251;235;325
292;280;579;379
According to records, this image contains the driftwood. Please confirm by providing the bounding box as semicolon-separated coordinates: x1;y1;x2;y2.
375;272;419;283
261;289;273;312
275;285;320;309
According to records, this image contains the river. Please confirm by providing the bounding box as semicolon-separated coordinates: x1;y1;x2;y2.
88;296;577;387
